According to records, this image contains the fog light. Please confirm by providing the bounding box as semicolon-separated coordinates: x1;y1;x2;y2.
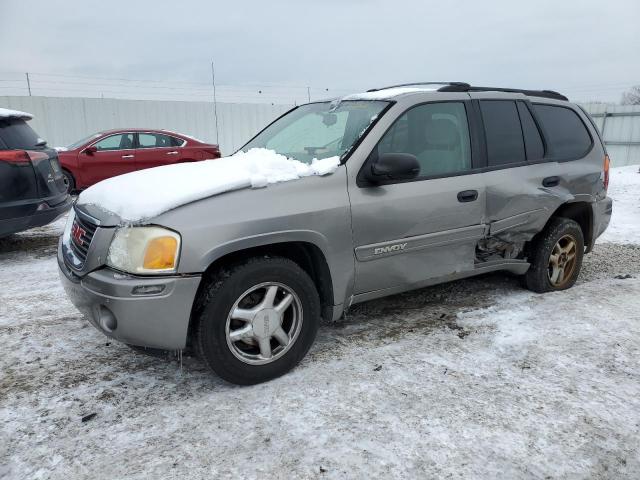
131;284;166;296
98;306;117;332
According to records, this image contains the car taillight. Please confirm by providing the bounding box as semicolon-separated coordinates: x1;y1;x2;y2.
0;150;48;165
0;150;31;165
603;154;611;191
206;148;221;158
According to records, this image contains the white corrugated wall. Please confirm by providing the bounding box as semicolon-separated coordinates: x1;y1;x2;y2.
0;96;292;156
581;103;640;167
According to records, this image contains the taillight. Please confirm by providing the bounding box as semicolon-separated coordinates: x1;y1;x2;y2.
0;150;31;165
0;150;48;165
603;154;611;191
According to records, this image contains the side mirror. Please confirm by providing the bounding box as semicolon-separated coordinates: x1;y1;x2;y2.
83;145;97;155
364;153;420;184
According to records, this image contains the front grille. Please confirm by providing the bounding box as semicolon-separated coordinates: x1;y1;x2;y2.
70;213;97;265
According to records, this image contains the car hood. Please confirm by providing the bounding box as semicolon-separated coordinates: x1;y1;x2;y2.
75;148;340;226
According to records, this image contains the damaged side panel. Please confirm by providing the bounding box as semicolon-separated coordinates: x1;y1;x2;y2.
482;162;572;246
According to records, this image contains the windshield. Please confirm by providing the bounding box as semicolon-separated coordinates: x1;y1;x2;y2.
68;132;102;150
241;100;389;163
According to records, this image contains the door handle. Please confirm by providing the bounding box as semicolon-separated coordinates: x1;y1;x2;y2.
166;151;179;155
542;176;560;187
122;155;134;159
457;190;478;203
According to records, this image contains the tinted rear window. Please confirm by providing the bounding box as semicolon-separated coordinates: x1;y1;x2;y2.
533;104;592;159
516;102;544;160
0;118;41;149
480;100;526;166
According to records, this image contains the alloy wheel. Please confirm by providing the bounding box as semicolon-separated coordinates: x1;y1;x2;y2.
547;234;578;288
225;282;303;365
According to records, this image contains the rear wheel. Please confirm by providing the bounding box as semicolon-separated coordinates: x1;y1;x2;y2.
62;169;75;194
195;257;320;385
522;217;584;293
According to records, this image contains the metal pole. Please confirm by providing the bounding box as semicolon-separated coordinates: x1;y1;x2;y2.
25;72;32;96
211;61;220;144
307;86;311;103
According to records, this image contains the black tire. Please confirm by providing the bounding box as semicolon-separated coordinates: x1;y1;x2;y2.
195;257;320;385
522;217;584;293
62;169;75;194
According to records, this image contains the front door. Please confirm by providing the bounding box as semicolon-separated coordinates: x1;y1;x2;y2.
80;133;136;186
347;100;486;295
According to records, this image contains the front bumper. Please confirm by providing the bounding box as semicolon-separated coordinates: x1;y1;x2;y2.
0;194;72;238
58;244;201;350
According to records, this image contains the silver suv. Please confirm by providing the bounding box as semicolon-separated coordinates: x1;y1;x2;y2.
58;82;613;384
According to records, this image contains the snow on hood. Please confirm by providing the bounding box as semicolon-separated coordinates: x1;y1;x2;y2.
54;146;68;152
0;107;33;120
77;148;340;222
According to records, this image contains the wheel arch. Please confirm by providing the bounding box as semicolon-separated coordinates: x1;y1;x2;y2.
548;201;595;252
189;235;336;333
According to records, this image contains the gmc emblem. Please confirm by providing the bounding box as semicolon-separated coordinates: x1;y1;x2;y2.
71;222;86;246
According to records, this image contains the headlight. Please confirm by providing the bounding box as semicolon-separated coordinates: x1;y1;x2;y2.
62;209;76;244
106;226;181;274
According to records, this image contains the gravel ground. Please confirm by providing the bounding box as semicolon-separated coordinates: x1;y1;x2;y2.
1;216;639;479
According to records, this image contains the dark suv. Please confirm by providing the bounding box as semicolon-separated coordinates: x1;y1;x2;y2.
59;83;612;384
0;108;71;237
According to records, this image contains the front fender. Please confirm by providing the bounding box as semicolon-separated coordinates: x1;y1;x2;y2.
199;229;332;270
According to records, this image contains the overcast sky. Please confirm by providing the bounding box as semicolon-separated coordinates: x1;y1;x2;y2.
1;0;639;104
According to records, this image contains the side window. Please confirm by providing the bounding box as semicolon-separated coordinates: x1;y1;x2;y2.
138;133;176;148
170;136;185;147
480;100;526;166
533;104;592;159
516;102;544;160
377;102;472;178
94;133;134;151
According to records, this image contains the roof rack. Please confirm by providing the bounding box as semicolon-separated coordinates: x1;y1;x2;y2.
437;84;568;101
366;82;568;101
366;82;470;92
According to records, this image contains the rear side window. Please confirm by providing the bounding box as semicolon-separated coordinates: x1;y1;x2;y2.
516;102;544;160
377;102;472;178
171;136;185;147
138;133;182;148
0;119;40;149
480;101;526;166
533;104;592;159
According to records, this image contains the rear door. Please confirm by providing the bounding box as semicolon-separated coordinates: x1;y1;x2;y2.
471;94;565;243
347;100;487;295
134;132;183;170
80;133;136;185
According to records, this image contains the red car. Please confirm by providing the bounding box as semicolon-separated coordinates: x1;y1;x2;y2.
57;129;221;192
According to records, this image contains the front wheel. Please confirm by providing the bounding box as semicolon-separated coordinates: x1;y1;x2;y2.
195;257;320;385
522;217;584;293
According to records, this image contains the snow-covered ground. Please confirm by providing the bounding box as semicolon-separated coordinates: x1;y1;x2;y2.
1;167;639;479
599;164;640;244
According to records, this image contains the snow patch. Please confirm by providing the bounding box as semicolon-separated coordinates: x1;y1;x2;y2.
0;107;33;120
598;164;640;244
343;86;443;101
77;148;340;222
